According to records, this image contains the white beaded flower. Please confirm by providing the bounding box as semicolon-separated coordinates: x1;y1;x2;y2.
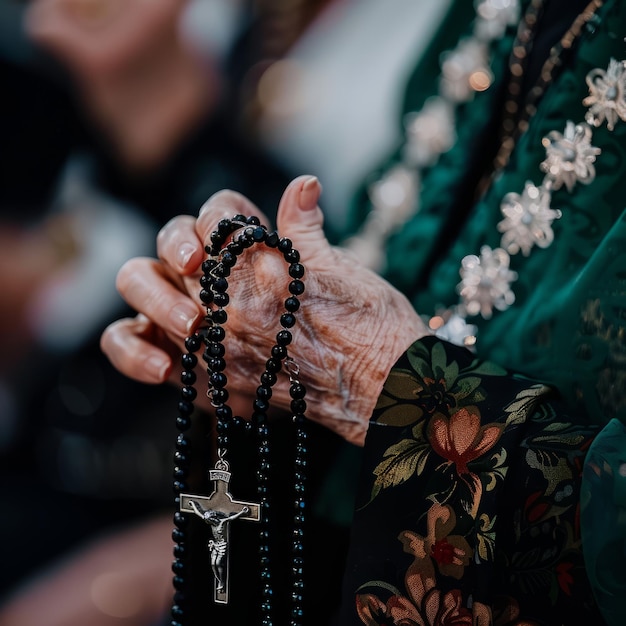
457;246;518;319
440;38;492;102
367;165;419;231
403;97;456;167
432;311;479;348
474;0;520;41
497;181;562;256
540;121;601;191
583;58;626;131
346;165;419;270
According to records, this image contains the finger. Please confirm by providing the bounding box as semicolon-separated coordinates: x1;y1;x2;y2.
156;215;204;276
275;175;333;268
100;315;173;384
196;189;267;246
116;257;201;338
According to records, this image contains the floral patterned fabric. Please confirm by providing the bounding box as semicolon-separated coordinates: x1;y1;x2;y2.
337;337;602;625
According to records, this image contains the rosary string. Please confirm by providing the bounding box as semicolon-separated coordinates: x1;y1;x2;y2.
170;215;309;626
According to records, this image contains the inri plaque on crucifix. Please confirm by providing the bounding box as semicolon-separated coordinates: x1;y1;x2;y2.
180;460;260;604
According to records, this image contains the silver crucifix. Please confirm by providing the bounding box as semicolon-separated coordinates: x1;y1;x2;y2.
180;461;260;604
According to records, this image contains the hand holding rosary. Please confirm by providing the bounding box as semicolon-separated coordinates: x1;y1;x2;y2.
170;214;309;626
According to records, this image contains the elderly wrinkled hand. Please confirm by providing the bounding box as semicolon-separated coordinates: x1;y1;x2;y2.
100;175;430;445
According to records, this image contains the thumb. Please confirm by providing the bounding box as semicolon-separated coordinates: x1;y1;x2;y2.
276;175;332;267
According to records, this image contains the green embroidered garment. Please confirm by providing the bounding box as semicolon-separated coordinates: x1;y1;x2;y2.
339;1;626;624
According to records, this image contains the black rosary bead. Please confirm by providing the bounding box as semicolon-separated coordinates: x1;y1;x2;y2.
173;511;189;528
288;263;305;279
221;250;236;267
200;288;214;304
265;231;279;247
265;358;282;373
181;386;197;401
217;218;233;235
180;370;197;385
211;309;228;324
206;342;225;357
210;230;225;248
288;280;305;295
173;590;187;607
174;450;190;466
208;326;226;341
173;544;186;558
213;292;229;307
176;434;190;451
280;313;296;328
289;383;306;399
176;416;192;431
256;385;273;400
260;371;277;386
276;330;292;346
271;345;287;359
201;258;217;273
284;297;300;312
172;529;186;543
212;277;228;293
227;239;244;255
173;480;188;493
233;213;248;223
177;400;194;416
242;226;255;242
291;399;307;414
252;226;267;242
181;353;198;369
210;388;229;404
254;398;270;413
231;415;245;430
278;237;292;252
184;334;202;352
284;249;300;263
173;466;188;480
210;372;227;389
215;404;232;420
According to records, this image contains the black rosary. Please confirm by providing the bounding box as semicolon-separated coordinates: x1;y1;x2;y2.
170;215;308;626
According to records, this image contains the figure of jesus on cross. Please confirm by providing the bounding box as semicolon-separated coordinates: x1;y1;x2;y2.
180;465;260;603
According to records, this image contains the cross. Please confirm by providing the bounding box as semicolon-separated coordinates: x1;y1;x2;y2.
180;464;260;604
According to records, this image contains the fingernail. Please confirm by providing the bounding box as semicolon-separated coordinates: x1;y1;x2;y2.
146;354;169;381
299;176;321;211
178;243;197;268
169;302;199;336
